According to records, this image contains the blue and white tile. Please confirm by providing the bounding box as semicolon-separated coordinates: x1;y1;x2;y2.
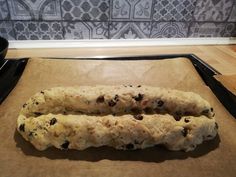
0;0;10;20
7;0;61;20
61;0;109;21
63;22;108;39
188;22;225;37
150;22;188;38
222;23;236;37
228;4;236;22
0;21;15;40
109;22;151;39
14;21;63;40
194;0;234;21
111;0;153;21
153;0;197;21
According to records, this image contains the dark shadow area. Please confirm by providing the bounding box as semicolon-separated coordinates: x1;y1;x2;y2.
14;130;220;163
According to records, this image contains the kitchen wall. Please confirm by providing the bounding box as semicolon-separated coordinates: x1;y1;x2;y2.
0;0;235;40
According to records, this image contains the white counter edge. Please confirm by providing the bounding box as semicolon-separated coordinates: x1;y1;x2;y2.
8;37;236;49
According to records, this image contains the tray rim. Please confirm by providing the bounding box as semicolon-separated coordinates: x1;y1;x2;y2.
2;54;236;118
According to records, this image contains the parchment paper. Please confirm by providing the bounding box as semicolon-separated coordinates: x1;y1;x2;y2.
1;57;236;177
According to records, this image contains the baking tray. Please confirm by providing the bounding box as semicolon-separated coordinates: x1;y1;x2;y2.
0;58;28;103
0;54;235;118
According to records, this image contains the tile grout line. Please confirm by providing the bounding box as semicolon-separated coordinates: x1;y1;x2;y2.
4;0;11;20
187;0;199;37
108;0;111;39
1;19;236;23
149;0;157;38
191;0;199;22
108;21;111;39
59;0;65;40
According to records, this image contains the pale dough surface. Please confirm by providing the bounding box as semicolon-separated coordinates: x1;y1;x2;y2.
17;85;218;151
21;85;214;118
18;114;217;152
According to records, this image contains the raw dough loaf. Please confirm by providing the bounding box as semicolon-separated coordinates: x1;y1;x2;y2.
20;85;214;118
17;113;218;152
17;85;218;152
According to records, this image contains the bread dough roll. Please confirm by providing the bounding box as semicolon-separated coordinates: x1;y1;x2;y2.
21;85;214;118
17;113;218;152
17;85;218;152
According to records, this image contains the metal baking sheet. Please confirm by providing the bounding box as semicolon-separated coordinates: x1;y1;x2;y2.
0;56;236;177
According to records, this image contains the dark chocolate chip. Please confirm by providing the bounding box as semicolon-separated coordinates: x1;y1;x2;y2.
63;111;67;115
144;107;153;114
184;118;190;123
131;107;142;114
34;112;42;116
210;107;214;112
40;91;44;94
174;111;182;121
126;143;134;150
207;135;212;138
96;95;105;103
212;113;215;117
19;124;25;132
50;118;57;125
35;102;39;105
157;100;164;107
112;113;116;116
129;85;133;87
61;140;70;149
202;109;209;114
181;127;188;137
29;131;36;137
137;85;141;87
133;93;143;102
174;116;181;121
114;94;119;101
133;114;143;120
215;122;219;130
108;100;116;107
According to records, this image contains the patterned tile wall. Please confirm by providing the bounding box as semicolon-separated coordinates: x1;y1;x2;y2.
0;0;235;40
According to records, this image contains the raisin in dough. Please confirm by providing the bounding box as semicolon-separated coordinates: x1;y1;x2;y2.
17;114;218;152
21;85;214;118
